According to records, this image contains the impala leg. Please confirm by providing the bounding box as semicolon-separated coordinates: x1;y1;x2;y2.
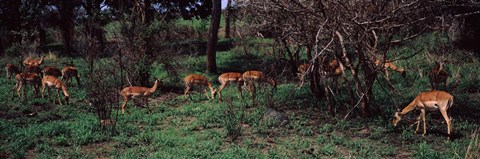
421;109;427;136
237;81;243;99
41;83;46;98
34;84;39;98
415;114;421;134
121;96;129;114
204;86;210;100
56;88;62;105
144;98;151;113
440;109;451;137
17;82;23;97
13;82;20;97
251;82;256;99
184;86;192;100
217;83;227;102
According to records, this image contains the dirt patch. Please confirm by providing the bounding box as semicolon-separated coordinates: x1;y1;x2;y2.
0;101;53;120
25;149;35;159
81;141;119;159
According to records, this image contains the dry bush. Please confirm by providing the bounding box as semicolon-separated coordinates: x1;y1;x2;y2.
75;27;120;133
238;0;479;117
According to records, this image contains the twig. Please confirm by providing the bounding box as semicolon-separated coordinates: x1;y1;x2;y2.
344;93;365;119
125;73;133;87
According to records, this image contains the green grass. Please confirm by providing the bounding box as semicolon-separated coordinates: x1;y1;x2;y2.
1;32;479;158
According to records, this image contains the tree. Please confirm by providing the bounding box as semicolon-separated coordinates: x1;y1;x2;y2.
224;0;232;38
59;0;76;56
206;0;221;73
239;0;479;117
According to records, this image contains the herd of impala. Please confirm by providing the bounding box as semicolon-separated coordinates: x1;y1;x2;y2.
4;55;454;138
6;56;80;105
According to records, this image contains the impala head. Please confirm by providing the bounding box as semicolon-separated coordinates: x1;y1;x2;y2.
400;69;406;78
39;56;45;65
391;111;403;127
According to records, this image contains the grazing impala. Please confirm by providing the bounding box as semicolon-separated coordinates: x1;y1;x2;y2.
61;66;81;87
217;72;244;102
375;59;406;80
41;75;69;105
23;56;44;67
242;70;276;97
42;66;62;77
183;74;216;100
392;91;454;138
13;73;41;98
120;79;160;114
429;61;448;90
5;64;19;81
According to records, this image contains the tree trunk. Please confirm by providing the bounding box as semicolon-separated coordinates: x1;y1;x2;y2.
10;0;22;45
38;27;47;53
358;51;376;117
307;46;322;99
0;37;4;56
224;0;232;38
60;0;75;56
206;0;221;73
84;0;105;53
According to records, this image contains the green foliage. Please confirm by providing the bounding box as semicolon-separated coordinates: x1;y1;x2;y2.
415;141;441;159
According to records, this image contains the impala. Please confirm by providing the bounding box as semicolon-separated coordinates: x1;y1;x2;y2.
322;59;343;77
321;59;344;93
375;59;406;80
217;72;244;102
41;75;69;105
5;64;19;81
429;61;448;90
297;63;310;86
392;90;454;138
242;70;276;97
13;73;41;98
42;66;62;77
61;66;81;87
120;79;160;114
25;65;42;75
183;74;216;100
23;56;44;67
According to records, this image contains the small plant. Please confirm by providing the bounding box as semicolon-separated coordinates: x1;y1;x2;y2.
401;129;415;142
219;100;245;141
319;124;333;134
415;141;440;158
319;143;336;156
465;129;480;159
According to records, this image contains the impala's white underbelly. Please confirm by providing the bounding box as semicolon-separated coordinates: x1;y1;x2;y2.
46;81;55;87
131;93;145;98
424;101;439;110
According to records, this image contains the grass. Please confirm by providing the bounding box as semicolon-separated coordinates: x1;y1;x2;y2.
0;32;479;158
